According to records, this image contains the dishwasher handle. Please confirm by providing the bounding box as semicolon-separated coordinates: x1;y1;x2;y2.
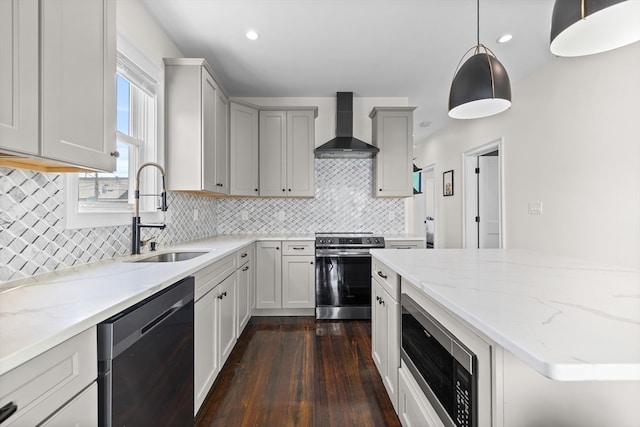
98;276;194;361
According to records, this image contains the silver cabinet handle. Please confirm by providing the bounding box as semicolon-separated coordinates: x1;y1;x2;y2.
110;151;120;158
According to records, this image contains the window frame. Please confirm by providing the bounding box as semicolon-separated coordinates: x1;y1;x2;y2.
65;38;163;230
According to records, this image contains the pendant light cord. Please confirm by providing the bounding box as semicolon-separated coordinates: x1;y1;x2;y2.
477;0;480;47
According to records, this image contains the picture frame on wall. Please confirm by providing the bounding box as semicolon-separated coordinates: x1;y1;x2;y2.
443;170;454;196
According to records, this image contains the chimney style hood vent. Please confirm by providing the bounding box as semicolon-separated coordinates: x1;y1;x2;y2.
315;92;379;159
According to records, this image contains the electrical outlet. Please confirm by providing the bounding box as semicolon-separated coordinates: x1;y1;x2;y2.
278;211;286;221
388;211;395;221
528;202;543;214
193;208;199;221
164;210;172;224
241;210;249;221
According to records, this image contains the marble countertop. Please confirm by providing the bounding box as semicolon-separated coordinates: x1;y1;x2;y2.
0;234;313;376
370;248;640;382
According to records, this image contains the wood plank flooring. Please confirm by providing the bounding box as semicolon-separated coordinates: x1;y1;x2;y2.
195;316;401;427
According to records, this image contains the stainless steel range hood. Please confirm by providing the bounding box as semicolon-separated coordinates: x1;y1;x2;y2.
315;92;379;159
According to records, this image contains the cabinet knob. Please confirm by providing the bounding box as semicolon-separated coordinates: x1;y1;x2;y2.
378;188;382;191
110;151;120;158
288;189;291;192
255;188;259;192
276;247;280;250
310;261;314;265
282;189;286;192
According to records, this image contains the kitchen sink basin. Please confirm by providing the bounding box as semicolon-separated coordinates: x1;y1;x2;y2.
133;251;209;263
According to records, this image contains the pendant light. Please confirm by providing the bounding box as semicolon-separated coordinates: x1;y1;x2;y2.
550;0;640;57
448;0;512;120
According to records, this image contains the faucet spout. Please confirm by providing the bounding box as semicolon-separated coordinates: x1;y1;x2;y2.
132;162;168;255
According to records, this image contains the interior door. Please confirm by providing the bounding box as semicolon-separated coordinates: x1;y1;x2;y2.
478;154;500;248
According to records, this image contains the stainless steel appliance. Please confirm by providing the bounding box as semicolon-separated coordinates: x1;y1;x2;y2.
97;277;194;427
315;232;385;319
401;294;477;427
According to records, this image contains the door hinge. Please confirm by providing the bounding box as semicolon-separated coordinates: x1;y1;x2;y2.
475;216;480;223
475;167;480;174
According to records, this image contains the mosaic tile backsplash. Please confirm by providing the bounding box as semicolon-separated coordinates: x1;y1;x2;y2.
217;159;404;234
1;159;403;283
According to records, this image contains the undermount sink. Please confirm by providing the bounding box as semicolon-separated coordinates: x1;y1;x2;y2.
133;251;209;263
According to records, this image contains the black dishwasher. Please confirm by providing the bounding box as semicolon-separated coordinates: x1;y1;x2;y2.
97;276;194;427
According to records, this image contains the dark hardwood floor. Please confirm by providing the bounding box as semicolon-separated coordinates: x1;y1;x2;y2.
195;316;401;427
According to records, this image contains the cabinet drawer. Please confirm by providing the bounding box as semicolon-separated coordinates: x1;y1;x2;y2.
385;240;425;249
281;240;314;256
372;257;399;301
194;253;237;300
236;245;253;266
0;327;97;427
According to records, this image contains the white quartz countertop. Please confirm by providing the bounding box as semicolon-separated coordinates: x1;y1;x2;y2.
370;248;640;381
0;234;313;376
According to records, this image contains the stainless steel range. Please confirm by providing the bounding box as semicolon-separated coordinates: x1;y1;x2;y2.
315;232;385;319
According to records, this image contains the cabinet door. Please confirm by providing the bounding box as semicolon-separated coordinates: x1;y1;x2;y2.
39;382;97;427
229;102;259;196
217;272;237;367
41;0;116;172
259;111;287;197
372;280;388;374
194;289;218;414
282;255;315;308
286;110;315;197
373;110;413;197
256;241;282;308
214;92;229;194
202;70;217;192
0;0;38;155
237;262;251;337
398;366;445;427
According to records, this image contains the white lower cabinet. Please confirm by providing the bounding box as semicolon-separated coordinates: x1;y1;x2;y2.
256;240;315;311
0;327;97;426
193;252;238;415
371;259;400;412
236;244;255;337
40;382;98;427
398;364;444;427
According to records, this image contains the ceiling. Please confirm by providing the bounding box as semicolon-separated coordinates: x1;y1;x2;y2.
142;0;556;143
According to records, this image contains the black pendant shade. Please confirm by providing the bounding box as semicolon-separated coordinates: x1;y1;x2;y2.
550;0;640;57
448;47;512;120
448;0;512;120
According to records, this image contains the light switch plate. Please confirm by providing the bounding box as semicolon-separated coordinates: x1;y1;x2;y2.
241;210;249;221
528;202;543;214
193;208;199;221
278;211;286;221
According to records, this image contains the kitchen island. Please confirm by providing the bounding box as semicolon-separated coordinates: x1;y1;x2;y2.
370;248;640;426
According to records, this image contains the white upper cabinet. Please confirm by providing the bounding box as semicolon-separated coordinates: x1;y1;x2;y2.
259;108;316;197
229;100;259;196
0;0;38;156
0;0;117;172
164;58;229;194
370;107;416;198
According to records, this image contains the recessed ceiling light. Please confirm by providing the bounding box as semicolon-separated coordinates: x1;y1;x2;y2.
497;34;513;44
246;30;259;41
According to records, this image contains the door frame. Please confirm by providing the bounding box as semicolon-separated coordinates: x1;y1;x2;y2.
461;138;505;249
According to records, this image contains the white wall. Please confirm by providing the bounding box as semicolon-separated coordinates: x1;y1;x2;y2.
116;0;182;66
414;42;640;269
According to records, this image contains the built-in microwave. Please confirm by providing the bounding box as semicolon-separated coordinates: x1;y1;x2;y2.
401;294;477;427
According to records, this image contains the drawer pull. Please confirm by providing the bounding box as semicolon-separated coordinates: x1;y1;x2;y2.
242;266;249;272
292;247;306;250
0;401;18;423
241;253;248;258
377;271;388;279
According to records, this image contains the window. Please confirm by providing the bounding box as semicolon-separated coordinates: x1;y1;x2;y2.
65;48;159;229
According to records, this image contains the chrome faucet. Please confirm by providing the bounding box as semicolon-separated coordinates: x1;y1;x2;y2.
131;162;168;255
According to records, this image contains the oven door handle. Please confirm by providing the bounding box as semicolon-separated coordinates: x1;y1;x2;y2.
315;249;371;257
